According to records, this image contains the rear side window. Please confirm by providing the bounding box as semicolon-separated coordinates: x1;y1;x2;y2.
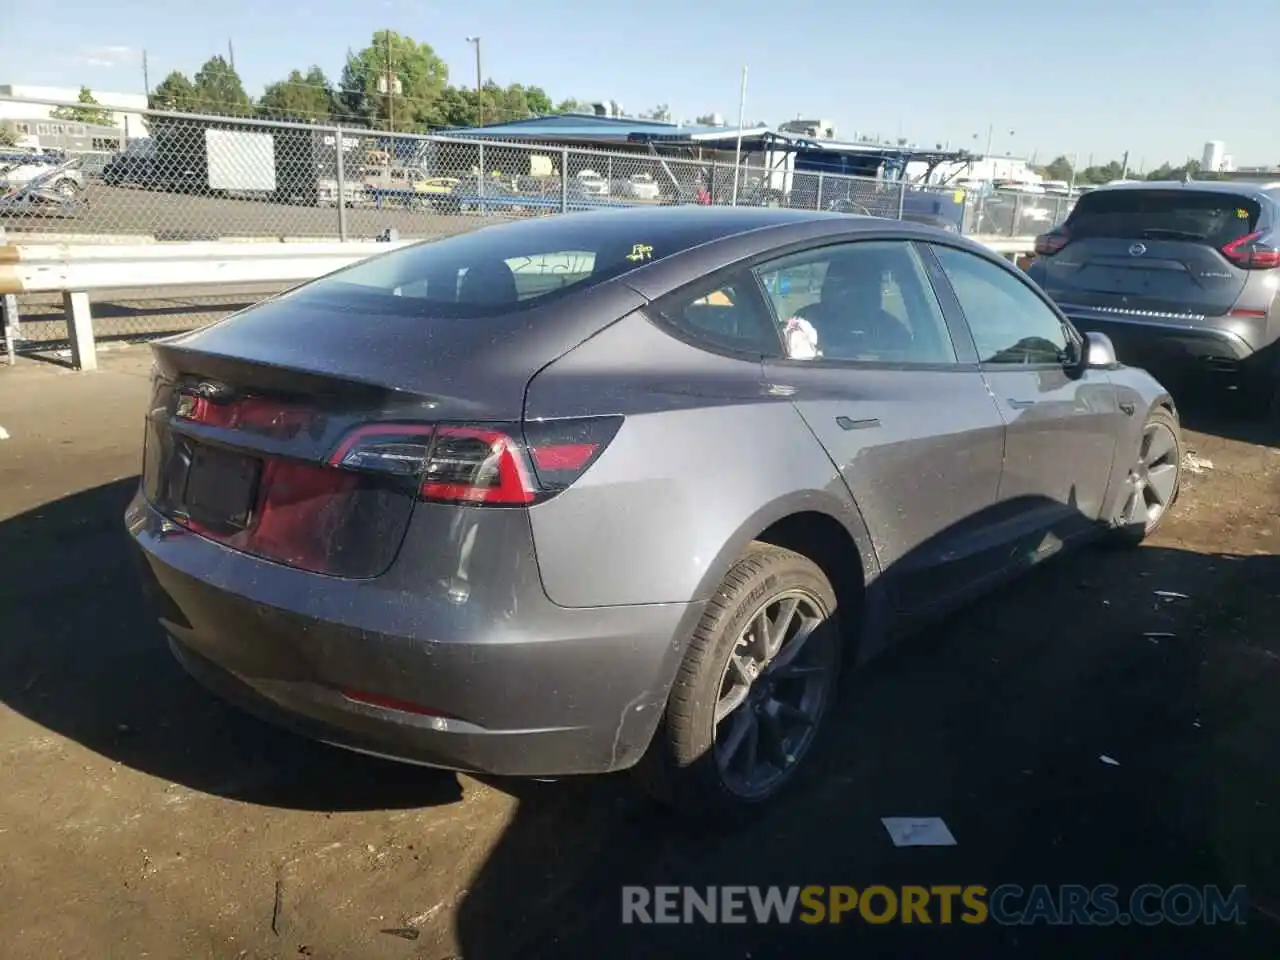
282;215;747;318
652;272;783;357
1066;190;1261;246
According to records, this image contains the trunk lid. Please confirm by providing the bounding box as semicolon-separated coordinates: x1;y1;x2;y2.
141;290;569;579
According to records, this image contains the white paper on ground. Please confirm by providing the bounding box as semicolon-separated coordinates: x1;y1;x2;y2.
881;817;957;847
0;426;8;441
1099;754;1121;766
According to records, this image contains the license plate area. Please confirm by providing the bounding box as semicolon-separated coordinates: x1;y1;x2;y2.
181;443;262;532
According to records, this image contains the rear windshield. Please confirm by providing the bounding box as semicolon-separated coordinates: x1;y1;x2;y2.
1066;190;1261;245
285;213;744;318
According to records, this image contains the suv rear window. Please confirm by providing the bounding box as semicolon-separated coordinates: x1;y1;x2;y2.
286;213;745;318
1066;189;1262;246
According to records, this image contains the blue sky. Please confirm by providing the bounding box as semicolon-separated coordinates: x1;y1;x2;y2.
2;0;1276;168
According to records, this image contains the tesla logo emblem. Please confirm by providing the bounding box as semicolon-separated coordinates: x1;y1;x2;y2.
1128;243;1147;257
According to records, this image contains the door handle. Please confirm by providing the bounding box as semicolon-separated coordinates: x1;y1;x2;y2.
1119;400;1136;416
1007;399;1036;410
836;416;881;431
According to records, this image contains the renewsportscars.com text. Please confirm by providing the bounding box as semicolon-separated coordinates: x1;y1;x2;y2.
621;884;1249;926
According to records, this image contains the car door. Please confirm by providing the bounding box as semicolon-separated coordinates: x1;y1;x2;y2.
924;242;1122;561
753;238;1009;615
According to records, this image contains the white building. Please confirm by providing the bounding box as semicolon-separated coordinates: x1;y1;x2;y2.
0;84;149;139
947;155;1040;185
1221;154;1236;173
1201;140;1225;173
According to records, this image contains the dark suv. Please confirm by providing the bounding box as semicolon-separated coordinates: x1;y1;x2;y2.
1027;180;1280;415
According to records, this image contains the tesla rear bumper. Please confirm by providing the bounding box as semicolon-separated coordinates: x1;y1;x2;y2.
127;493;699;777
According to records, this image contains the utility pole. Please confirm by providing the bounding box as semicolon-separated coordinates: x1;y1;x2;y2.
142;49;150;98
466;37;482;126
228;40;235;70
731;65;748;206
1121;150;1130;180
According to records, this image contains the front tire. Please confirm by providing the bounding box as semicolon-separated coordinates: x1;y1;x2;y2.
635;543;842;820
1106;405;1183;546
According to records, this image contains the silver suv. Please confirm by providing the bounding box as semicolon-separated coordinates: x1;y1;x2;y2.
1027;180;1280;416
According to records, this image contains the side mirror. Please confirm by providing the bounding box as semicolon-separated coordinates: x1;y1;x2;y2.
1083;330;1119;369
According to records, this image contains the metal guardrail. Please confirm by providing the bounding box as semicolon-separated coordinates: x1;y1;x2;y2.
0;234;1039;370
0;238;411;369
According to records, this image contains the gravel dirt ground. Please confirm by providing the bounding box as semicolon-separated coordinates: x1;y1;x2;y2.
1;348;1278;959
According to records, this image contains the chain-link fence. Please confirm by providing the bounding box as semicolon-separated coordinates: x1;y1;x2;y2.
2;94;1071;354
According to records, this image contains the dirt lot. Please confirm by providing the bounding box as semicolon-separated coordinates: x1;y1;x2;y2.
1;349;1278;959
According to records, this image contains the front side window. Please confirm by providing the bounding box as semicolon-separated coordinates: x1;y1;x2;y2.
753;241;959;364
931;245;1068;365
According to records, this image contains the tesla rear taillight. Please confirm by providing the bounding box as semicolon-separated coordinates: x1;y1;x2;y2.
330;417;622;506
1221;231;1280;270
156;405;620;577
1034;229;1070;256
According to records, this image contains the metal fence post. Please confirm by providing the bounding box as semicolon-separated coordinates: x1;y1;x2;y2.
333;126;348;242
817;173;825;211
62;291;97;372
710;160;717;203
478;142;486;215
561;148;569;214
2;294;19;366
896;180;907;221
1011;193;1022;237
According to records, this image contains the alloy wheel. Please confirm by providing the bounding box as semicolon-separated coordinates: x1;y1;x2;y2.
1121;419;1180;532
713;589;837;800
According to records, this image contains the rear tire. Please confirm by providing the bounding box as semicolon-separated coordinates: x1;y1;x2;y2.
1105;405;1183;547
634;543;842;821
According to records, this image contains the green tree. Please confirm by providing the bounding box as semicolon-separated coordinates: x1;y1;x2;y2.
149;70;197;112
694;113;723;126
192;55;253;116
340;30;448;129
1040;155;1075;182
429;86;479;128
475;82;550;124
259;66;335;122
554;98;591;114
50;86;114;126
523;86;553;116
0;121;17;147
639;104;672;121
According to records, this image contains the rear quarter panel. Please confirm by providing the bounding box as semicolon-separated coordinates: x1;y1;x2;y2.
523;310;878;608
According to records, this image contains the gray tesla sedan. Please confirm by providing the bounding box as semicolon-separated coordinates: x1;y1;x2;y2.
126;206;1182;818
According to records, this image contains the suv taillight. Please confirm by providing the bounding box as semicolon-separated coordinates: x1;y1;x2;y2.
1034;229;1070;256
1221;230;1280;270
329;417;622;506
